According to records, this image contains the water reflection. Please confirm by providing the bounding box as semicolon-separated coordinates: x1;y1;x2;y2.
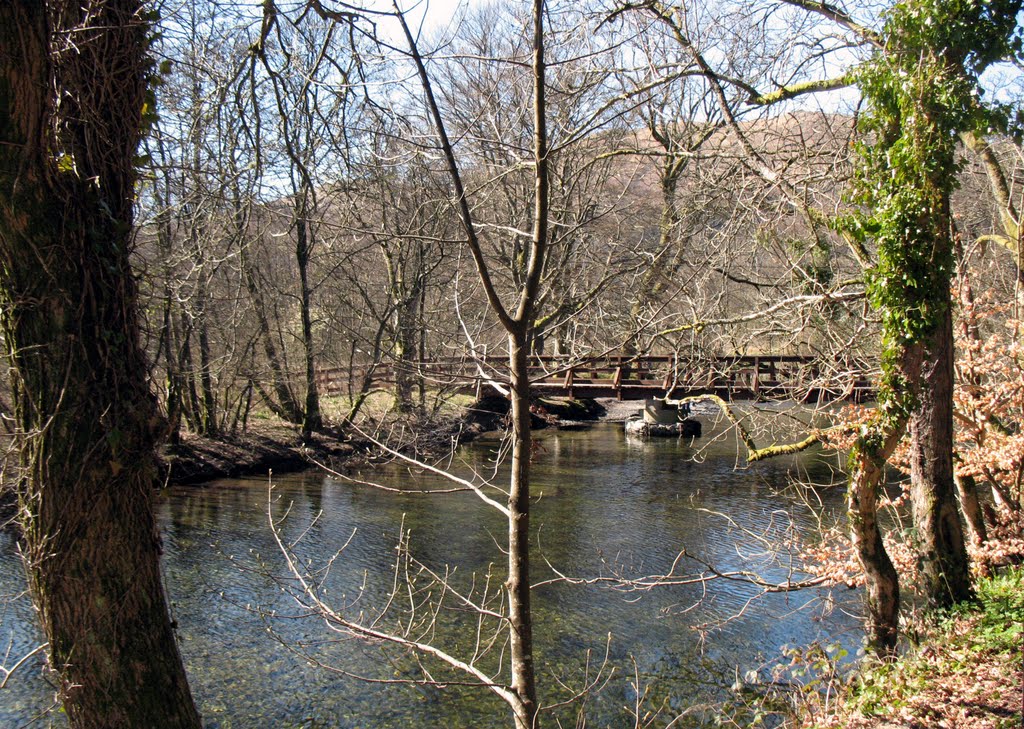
1;422;861;728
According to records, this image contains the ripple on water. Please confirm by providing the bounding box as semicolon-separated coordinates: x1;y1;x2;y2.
1;421;860;727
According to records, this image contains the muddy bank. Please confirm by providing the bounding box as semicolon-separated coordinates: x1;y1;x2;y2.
462;395;629;434
159;425;359;486
0;397;644;501
1;424;390;512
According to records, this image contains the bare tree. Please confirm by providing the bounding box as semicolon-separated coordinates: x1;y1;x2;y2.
139;0;265;437
338;118;457;414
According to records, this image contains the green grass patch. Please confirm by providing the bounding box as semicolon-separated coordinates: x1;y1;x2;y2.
961;565;1024;654
847;565;1023;719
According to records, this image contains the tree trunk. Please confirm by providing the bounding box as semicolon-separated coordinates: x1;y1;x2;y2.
848;449;901;655
0;2;201;727
847;336;927;656
507;331;538;729
177;312;203;432
155;204;185;445
417;274;428;415
163;303;188;445
239;238;304;424
955;473;988;549
381;241;422;414
393;298;420;413
908;304;973;606
195;268;219;436
295;196;322;439
397;0;546;720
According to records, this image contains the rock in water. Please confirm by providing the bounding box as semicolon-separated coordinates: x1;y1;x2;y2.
625;417;702;438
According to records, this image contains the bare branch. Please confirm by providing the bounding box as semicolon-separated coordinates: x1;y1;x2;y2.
651;288;866;339
776;0;882;47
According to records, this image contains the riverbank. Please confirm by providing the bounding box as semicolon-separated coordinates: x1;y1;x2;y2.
158;423;360;485
787;566;1023;728
160;396;633;486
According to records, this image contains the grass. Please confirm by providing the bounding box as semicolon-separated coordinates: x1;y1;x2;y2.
316;390;476;425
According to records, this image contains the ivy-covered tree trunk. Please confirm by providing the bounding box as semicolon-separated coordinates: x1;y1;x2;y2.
0;2;201;727
842;0;1024;646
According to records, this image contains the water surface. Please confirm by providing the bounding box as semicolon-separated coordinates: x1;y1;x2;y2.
1;418;861;727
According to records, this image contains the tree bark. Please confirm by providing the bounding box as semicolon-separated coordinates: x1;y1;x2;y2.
155;200;185;444
194;264;219;436
847;337;925;656
908;304;973;606
955;473;988;549
0;2;201;726
393;297;420;412
848;449;901;655
507;331;538;729
381;242;420;413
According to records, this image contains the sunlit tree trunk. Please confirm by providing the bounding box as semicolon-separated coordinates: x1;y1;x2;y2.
909;303;972;605
848;447;901;655
507;330;538;728
390;0;548;722
0;2;200;726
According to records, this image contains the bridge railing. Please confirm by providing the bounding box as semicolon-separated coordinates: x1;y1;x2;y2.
315;352;874;402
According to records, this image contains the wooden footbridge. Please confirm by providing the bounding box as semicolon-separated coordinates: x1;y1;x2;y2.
316;353;873;403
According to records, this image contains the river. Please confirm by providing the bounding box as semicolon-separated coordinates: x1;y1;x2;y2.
1;417;862;728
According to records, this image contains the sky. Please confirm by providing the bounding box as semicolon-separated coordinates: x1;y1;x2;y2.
368;0;475;38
